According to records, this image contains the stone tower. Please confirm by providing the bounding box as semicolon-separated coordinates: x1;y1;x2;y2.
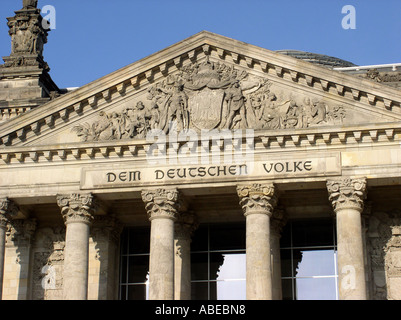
0;0;61;123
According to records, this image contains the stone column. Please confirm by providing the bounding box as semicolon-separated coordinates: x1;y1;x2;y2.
174;211;198;300
237;183;277;300
142;189;180;300
327;178;367;300
5;218;36;300
89;215;123;300
0;198;18;300
57;193;97;300
270;208;287;300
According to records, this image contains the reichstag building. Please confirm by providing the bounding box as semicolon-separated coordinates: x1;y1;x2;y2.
1;1;401;300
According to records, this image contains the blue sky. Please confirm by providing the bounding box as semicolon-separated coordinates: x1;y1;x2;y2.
0;0;400;89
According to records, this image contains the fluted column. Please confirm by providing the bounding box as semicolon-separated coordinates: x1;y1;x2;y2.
57;193;97;300
142;189;180;300
270;207;287;300
174;211;198;300
237;183;277;300
0;198;19;300
327;178;367;300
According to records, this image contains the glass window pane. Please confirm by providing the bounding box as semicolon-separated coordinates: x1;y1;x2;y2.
120;256;128;283
128;255;149;283
120;285;127;300
191;282;209;300
128;228;150;254
127;284;148;300
280;249;292;278
215;280;246;300
291;220;334;247
191;226;208;252
280;224;292;248
209;281;217;300
191;253;208;281
211;252;246;281
281;279;294;300
295;249;336;277
296;277;337;300
209;224;245;250
120;229;129;255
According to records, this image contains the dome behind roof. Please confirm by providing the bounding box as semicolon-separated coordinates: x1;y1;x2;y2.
276;50;356;68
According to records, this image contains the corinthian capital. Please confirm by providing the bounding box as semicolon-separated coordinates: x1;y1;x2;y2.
326;178;367;213
141;188;180;221
0;198;19;229
56;193;97;225
237;183;277;217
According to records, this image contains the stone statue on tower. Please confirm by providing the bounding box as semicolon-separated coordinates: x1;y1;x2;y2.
22;0;38;9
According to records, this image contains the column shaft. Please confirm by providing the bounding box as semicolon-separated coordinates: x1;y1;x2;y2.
246;213;272;299
142;189;180;300
63;222;90;300
270;208;286;300
174;212;197;300
174;237;191;300
0;198;18;300
327;178;367;300
149;218;175;300
237;184;277;300
57;193;96;300
336;208;366;299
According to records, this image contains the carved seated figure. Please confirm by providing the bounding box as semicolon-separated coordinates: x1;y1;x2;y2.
260;93;282;130
283;100;300;129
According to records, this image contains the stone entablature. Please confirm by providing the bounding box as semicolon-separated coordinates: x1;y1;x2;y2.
0;121;399;165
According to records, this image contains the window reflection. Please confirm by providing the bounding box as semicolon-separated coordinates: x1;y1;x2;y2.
120;220;338;300
119;228;150;300
295;250;336;277
215;253;246;280
280;219;338;300
296;277;337;300
191;224;246;300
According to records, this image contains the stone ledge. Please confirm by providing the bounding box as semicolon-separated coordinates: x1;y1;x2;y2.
0;122;399;164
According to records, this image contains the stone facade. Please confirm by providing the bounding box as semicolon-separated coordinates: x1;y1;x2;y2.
1;2;401;301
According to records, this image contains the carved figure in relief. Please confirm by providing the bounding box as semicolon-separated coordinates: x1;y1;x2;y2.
121;102;151;139
73;60;348;142
149;103;160;130
165;81;189;132
221;81;246;129
95;111;114;140
258;93;283;129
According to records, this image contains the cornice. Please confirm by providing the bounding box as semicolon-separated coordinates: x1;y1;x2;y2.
1;32;401;148
0;121;399;165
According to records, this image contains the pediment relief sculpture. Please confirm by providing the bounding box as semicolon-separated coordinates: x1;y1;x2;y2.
73;59;347;142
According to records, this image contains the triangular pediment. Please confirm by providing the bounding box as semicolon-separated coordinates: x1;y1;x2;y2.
1;31;401;149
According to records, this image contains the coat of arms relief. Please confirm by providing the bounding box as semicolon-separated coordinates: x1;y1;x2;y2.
73;58;346;142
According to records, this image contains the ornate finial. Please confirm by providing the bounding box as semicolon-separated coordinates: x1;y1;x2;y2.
22;0;38;9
